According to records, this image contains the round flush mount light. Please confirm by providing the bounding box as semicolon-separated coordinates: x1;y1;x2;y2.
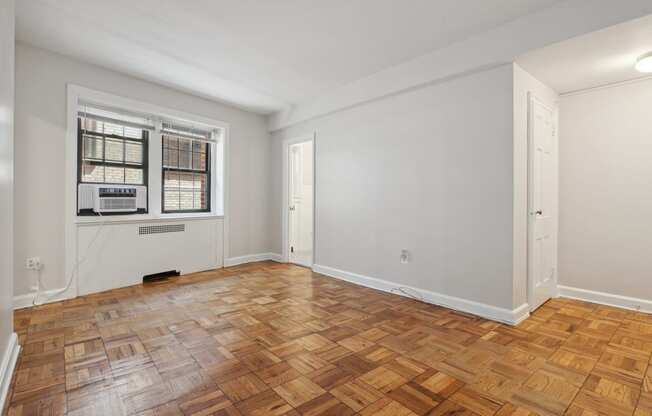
635;51;652;73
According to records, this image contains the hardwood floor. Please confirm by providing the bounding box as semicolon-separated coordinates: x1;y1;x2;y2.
5;261;652;415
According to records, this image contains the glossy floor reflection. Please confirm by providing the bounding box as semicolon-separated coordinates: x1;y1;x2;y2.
5;261;652;416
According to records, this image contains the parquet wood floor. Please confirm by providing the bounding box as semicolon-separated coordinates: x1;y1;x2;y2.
5;261;652;416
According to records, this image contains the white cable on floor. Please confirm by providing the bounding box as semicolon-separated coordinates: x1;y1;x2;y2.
33;212;107;306
391;286;425;303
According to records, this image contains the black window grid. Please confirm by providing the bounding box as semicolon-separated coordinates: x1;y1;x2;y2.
161;134;211;213
77;117;149;186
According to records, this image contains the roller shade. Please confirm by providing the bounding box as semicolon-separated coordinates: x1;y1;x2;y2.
161;121;217;143
78;102;155;131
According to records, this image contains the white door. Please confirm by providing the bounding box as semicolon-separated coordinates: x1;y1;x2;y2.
528;95;557;311
288;141;313;267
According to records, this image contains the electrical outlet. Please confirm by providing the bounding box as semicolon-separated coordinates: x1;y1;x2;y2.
25;257;42;271
400;249;409;264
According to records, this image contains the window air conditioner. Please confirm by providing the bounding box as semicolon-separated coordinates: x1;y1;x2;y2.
78;184;147;214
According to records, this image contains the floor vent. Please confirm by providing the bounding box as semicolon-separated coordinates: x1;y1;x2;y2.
143;270;180;283
138;224;185;235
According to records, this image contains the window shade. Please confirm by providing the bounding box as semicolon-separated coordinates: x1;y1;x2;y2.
161;121;217;143
78;102;155;131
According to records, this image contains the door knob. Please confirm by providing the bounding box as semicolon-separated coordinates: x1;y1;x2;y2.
535;210;542;215
289;206;295;211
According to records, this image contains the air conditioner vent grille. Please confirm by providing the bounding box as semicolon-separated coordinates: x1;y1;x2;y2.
100;197;137;211
138;224;185;235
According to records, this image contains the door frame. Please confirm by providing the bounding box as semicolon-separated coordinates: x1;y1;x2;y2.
281;134;316;266
527;92;559;311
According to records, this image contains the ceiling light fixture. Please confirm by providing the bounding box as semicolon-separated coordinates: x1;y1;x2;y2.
635;52;652;73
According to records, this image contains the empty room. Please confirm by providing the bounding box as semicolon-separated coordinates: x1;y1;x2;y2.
3;1;652;415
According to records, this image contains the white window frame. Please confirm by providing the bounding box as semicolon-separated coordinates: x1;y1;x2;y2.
64;84;230;298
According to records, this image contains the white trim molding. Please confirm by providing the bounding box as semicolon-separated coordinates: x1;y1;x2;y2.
313;264;530;325
281;134;316;265
0;333;20;413
14;252;283;310
558;285;652;314
224;253;283;267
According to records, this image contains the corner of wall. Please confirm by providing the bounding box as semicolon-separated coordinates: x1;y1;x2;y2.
0;4;16;411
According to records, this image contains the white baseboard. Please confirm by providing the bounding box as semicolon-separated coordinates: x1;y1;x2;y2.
312;264;529;325
13;288;73;310
558;285;652;313
224;253;283;267
14;254;284;309
0;333;20;414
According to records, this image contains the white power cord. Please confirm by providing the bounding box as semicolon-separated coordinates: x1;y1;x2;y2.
391;286;425;303
33;212;107;306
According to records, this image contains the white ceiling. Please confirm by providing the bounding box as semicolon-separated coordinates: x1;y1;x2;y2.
17;0;563;114
517;14;652;94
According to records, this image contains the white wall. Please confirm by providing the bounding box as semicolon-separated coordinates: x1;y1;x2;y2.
559;78;652;301
269;0;652;131
14;43;272;297
0;0;16;408
272;65;519;312
512;64;559;308
76;219;223;296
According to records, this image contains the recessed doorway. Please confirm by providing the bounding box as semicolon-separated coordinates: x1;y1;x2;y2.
282;136;314;267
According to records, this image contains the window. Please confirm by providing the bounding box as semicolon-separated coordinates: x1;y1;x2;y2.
78;117;148;186
73;92;223;219
162;134;211;212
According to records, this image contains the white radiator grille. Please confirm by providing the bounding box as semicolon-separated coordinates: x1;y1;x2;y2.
99;197;137;211
139;224;185;235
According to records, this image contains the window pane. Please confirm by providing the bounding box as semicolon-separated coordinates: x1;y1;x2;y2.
79;116;148;191
197;173;208;209
179;150;191;169
162;137;210;212
164;190;180;211
179;138;191;152
82;118;145;140
192;173;202;190
179;191;194;210
164;136;178;149
192;141;205;153
123;126;142;139
82;118;103;134
193;191;203;209
105;166;125;183
82;164;104;182
83;135;103;160
105;138;124;162
125;168;143;184
102;121;123;136
167;148;179;168
178;172;194;190
192;152;204;170
164;170;179;188
125;142;143;164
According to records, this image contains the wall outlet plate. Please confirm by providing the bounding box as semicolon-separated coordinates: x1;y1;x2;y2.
400;249;409;264
26;257;42;271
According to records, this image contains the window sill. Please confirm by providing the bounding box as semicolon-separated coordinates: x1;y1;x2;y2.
75;212;224;226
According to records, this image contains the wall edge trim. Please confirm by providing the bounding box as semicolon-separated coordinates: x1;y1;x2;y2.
558;285;652;313
0;333;20;414
312;263;529;325
224;253;283;267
